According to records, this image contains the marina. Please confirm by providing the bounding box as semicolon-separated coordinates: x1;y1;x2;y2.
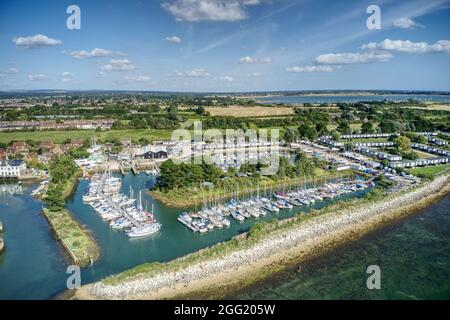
177;178;373;233
83;171;161;238
0;173;373;299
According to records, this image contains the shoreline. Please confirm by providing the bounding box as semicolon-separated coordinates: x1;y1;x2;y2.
42;172;100;267
70;174;450;300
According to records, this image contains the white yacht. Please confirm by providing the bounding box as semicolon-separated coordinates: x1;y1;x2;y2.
127;223;161;238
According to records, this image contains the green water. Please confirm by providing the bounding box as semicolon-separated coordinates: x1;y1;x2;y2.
0;173;368;299
230;195;450;300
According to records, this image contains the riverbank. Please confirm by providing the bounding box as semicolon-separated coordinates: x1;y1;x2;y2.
150;169;356;208
42;169;100;267
70;174;450;300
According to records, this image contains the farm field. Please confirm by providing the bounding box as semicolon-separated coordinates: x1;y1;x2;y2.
0;129;174;144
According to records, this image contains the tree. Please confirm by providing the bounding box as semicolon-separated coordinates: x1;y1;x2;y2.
283;128;297;143
394;136;411;153
330;130;341;141
361;121;374;134
195;106;206;115
337;120;351;134
298;123;317;140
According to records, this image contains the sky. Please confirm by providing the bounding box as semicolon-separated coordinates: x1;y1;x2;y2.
0;0;449;92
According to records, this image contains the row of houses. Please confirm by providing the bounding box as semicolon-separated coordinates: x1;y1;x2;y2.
411;143;450;157
353;142;395;147
115;145;169;161
354;146;402;161
428;137;448;146
318;138;395;149
318;137;344;148
322;132;440;140
340;133;399;139
389;157;450;169
0;119;114;131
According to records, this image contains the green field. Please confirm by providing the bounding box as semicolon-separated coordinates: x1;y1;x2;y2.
407;164;450;177
0;129;174;144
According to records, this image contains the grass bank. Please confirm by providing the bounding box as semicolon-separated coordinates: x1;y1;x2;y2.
150;169;355;208
407;163;450;178
43;169;100;267
42;208;99;266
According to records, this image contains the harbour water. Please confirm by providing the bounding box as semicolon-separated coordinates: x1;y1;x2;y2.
230;194;450;300
257;94;450;104
0;173;369;300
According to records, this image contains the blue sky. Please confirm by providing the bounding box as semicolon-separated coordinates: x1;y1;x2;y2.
0;0;449;92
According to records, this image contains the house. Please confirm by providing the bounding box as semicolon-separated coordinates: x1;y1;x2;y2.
39;140;54;150
38;152;53;163
70;139;85;147
10;141;30;153
0;159;27;178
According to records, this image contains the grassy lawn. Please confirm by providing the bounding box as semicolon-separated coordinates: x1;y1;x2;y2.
0;129;174;144
407;163;450;177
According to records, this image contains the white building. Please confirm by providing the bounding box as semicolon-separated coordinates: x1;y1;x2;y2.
0;160;27;178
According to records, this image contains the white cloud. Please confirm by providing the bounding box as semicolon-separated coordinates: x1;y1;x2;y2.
162;0;261;22
362;39;450;54
219;75;234;82
0;67;19;76
124;75;152;82
393;17;424;29
286;65;333;73
177;68;211;77
61;72;74;82
165;36;182;43
101;59;136;71
239;56;272;64
69;48;112;59
315;52;393;65
13;34;61;48
28;74;47;81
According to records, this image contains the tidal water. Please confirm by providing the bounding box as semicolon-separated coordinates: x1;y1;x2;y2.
230;195;450;300
0;173;368;300
257;94;450;104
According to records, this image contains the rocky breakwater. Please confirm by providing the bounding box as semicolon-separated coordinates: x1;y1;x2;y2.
76;175;450;299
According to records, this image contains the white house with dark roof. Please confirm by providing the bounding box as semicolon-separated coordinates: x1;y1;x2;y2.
0;160;27;178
